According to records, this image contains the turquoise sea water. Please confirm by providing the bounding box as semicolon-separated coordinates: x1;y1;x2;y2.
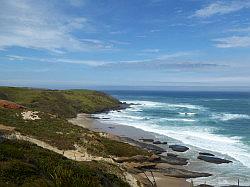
94;91;250;186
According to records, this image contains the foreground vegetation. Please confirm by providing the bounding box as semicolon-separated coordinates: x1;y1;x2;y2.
0;87;121;118
0;107;149;157
0;86;151;186
0;138;129;187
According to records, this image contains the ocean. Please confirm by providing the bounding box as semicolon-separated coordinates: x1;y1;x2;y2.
94;90;250;186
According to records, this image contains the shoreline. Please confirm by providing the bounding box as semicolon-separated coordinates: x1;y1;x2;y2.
88;98;250;187
69;113;250;187
69;113;208;187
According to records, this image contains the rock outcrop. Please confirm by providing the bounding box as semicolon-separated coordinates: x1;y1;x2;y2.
121;137;166;154
167;153;178;157
139;138;154;142
198;155;232;164
199;152;215;157
160;155;188;165
153;140;168;145
152;167;212;178
169;145;189;152
114;154;188;166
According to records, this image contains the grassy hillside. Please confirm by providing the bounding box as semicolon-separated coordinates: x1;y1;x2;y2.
0;86;149;186
0;138;129;187
0;87;121;118
0;107;149;157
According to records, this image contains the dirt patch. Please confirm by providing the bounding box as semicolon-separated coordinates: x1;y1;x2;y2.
0;100;25;109
6;132;113;163
0;124;15;132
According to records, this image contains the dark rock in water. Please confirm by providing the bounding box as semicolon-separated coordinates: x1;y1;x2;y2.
153;141;162;144
121;137;166;154
101;117;110;120
197;184;214;187
129;103;140;106
151;167;212;178
160;155;188;165
152;140;168;145
167;153;178;157
118;102;130;110
198;155;232;164
199;152;215;157
139;138;154;142
169;145;189;152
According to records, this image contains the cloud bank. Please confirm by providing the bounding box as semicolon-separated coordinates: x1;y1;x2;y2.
0;0;110;53
193;1;250;18
214;36;250;48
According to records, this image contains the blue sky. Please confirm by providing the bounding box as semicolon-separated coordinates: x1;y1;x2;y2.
0;0;250;90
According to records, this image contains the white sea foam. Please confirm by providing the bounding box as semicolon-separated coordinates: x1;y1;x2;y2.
94;102;250;169
125;100;204;110
179;112;197;116
125;100;164;108
212;113;250;121
158;118;196;122
167;103;203;109
108;116;250;168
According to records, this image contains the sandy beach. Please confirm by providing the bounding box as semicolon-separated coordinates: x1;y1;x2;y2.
69;113;198;187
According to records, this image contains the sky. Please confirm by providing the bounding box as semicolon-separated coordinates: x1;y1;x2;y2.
0;0;250;90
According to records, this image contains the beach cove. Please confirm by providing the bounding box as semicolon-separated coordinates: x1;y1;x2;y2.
88;90;250;186
70;111;248;186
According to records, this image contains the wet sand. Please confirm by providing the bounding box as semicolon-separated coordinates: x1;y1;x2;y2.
69;114;191;187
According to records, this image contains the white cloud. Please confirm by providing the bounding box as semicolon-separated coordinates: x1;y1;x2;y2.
0;0;110;53
101;60;225;71
141;49;160;53
193;1;250;18
213;36;250;48
136;35;147;38
150;29;161;33
157;52;195;60
5;55;111;66
4;51;203;68
54;59;110;66
109;31;127;35
228;27;250;33
109;40;130;45
99;51;225;71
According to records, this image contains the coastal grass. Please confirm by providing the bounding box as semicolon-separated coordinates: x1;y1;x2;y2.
0;107;84;150
100;138;150;157
0;107;149;157
0;86;150;186
0;138;129;187
0;87;121;118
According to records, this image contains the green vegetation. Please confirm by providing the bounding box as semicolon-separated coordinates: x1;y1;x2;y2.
0;107;149;156
0;87;121;118
0;107;85;150
0;86;150;186
0;138;129;187
100;138;150;157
